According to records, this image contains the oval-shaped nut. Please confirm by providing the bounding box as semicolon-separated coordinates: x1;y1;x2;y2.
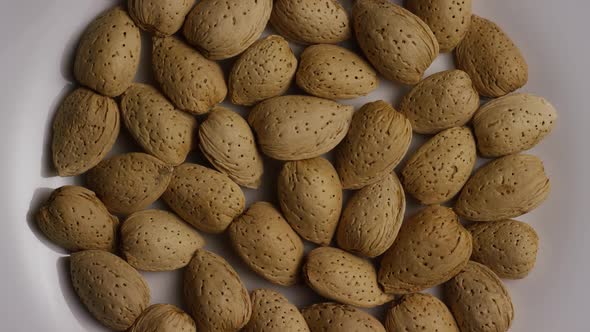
302;303;386;332
184;249;251;332
270;0;351;45
36;186;118;252
379;205;472;294
229;35;297;106
473;93;558;157
128;0;195;36
468;220;539;279
278;157;342;246
336;100;412;189
303;247;394;308
444;261;514;332
455;154;550;221
401;127;477;205
296;44;378;100
129;304;196;332
244;289;310;332
229;202;304;286
353;0;439;84
70;250;150;331
399;70;479;134
183;0;272;60
86;153;173;215
336;173;405;258
248;96;354;161
120;83;197;165
74;7;140;97
121;209;205;271
152;36;227;115
52;88;119;176
198;107;264;188
456;15;528;97
162;163;245;233
384;293;459;332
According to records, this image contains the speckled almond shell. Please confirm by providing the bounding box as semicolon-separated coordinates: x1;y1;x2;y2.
384;293;459;332
244;289;310;332
128;0;195;36
302;303;386;332
129;304;196;332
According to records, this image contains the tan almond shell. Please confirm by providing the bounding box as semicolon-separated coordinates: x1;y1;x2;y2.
401;127;477;205
129;304;196;332
302;302;386;332
198;106;264;188
353;0;439;84
152;36;227;115
248;95;354;161
161;163;245;233
36;186;118;252
336;173;405;258
303;247;394;308
468;219;539;279
336;100;412;189
444;261;514;332
70;250;150;331
379;205;472;294
74;7;140;97
128;0;195;36
455;154;550;221
229;35;297;106
52;88;119;176
184;249;252;332
296;44;379;100
243;289;310;332
120;83;197;166
270;0;351;45
278;157;343;246
456;15;528;97
121;209;205;271
384;293;459;332
399;70;479;134
182;0;272;60
473;93;558;157
229;202;305;286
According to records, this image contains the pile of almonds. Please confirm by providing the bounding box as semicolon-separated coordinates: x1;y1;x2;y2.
35;0;557;331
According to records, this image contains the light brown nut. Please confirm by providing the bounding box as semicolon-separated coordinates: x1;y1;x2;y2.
248;95;354;161
129;304;196;332
336;173;405;258
198;107;264;188
406;0;472;52
456;15;528;97
455;154;550;221
401;127;477;205
229;35;297;106
184;249;251;332
182;0;272;60
303;247;394;308
379;205;472;294
128;0;195;36
302;303;386;332
353;0;439;84
335;100;412;189
74;7;140;97
296;44;379;100
444;261;514;332
162;163;245;233
278;157;342;246
70;250;150;331
152;36;227;115
121;209;205;271
473;93;558;157
36;186;118;252
384;293;459;332
270;0;351;45
399;70;479;134
52;88;119;176
229;202;304;286
86;153;173;215
120;83;197;166
244;289;310;332
468;220;539;279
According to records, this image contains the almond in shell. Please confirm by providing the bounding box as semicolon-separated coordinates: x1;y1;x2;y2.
302;302;386;332
243;289;310;332
129;304;196;332
128;0;195;36
384;293;459;332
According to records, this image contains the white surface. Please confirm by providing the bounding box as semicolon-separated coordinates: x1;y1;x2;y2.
0;0;588;331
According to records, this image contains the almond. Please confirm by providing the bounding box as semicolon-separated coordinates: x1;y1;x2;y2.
128;0;195;36
302;303;386;332
244;289;310;332
384;293;459;332
129;304;196;332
